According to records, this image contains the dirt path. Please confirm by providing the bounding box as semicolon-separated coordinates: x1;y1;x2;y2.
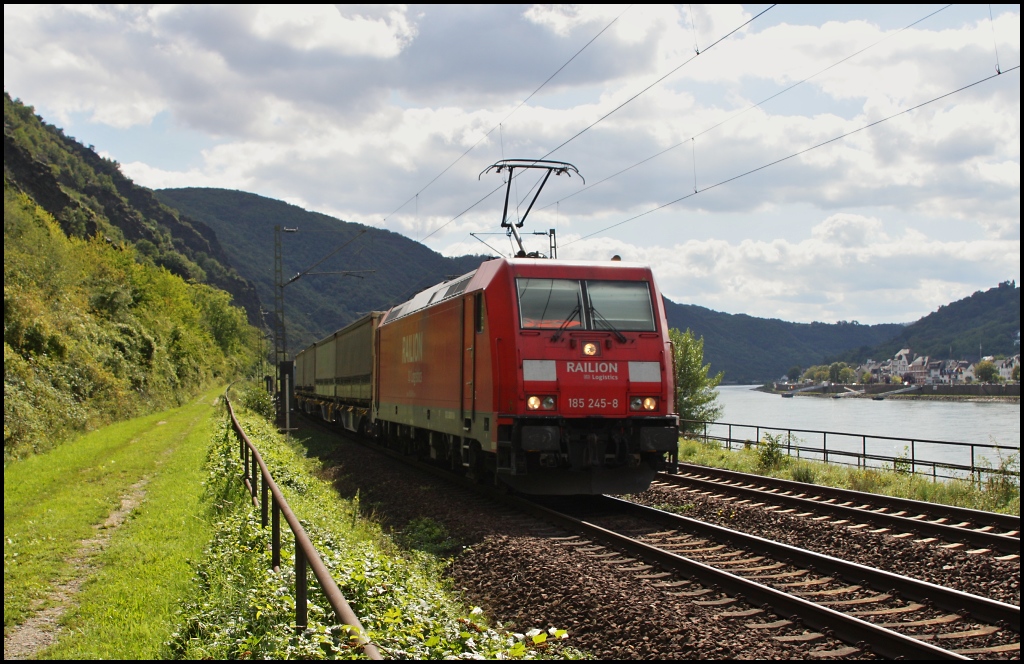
3;478;150;659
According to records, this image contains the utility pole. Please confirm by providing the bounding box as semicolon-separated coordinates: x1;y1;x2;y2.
272;225;296;369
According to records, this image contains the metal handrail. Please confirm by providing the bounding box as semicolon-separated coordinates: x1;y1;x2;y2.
225;395;382;660
681;419;1020;481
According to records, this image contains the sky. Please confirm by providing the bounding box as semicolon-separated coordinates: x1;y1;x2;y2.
4;4;1020;325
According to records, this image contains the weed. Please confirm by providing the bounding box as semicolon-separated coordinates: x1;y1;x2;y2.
652;502;695;515
893;446;912;475
790;463;816;484
757;433;785;471
976;449;1020;511
396;517;461;557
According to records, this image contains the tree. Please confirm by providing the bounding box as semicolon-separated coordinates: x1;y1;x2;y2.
974;360;998;383
670;328;723;434
861;371;874;384
838;367;857;384
786;365;802;382
803;365;829;382
1013;364;1020;382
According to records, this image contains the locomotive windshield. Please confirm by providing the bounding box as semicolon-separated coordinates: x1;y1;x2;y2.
517;278;655;331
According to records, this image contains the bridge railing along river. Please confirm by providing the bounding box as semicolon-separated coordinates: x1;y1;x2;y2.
681;419;1020;483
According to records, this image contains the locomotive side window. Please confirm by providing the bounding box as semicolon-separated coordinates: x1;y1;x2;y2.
474;291;484;333
517;279;582;329
585;281;656;332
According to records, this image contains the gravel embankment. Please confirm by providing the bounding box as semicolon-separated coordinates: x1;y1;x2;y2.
319;434;873;659
630;484;1020;606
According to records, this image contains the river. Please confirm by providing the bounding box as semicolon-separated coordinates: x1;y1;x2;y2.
709;385;1020;475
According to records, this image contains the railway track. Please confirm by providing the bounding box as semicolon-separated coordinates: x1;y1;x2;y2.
653;464;1020;556
298;414;1020;658
520;494;1020;660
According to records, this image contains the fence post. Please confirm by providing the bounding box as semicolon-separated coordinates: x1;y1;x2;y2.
251;451;258;500
272;496;281;571
823;432;828;464
728;424;732;451
295;535;307;629
861;436;866;470
911;440;916;476
261;476;269;528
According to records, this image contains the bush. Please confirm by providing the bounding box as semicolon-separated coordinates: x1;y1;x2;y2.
238;383;274;420
3;187;259;459
757;433;785;471
790;462;816;484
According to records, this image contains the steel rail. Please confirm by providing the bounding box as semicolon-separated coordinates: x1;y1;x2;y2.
226;396;382;660
295;411;1018;657
656;468;1020;553
510;495;969;660
664;462;1020;532
589;496;1020;631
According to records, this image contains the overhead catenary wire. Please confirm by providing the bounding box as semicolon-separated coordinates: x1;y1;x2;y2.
541;4;954;211
536;5;777;162
379;6;631;229
563;65;1020;247
432;5;779;239
989;4;1003;74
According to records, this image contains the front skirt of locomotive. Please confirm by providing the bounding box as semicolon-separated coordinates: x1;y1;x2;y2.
498;465;658;495
496;416;679;495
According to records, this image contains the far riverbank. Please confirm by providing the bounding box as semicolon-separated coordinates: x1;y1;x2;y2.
757;382;1019;401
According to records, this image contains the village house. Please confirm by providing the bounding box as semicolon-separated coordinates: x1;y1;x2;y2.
998;354;1020;382
892;349;912;378
906;355;930;384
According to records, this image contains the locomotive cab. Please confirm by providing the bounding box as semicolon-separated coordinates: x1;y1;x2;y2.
495;259;679;494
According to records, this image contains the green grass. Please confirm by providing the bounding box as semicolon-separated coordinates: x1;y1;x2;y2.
3;385;225;657
169;395;584;659
676;437;1020;515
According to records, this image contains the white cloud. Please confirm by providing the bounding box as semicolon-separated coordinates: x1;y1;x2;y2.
250;5;416;57
4;4;1018;324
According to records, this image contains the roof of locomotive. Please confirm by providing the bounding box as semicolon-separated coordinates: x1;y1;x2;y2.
379;257;657;326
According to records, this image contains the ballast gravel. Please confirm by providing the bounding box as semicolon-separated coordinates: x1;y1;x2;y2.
316;433;876;659
631;483;1020;607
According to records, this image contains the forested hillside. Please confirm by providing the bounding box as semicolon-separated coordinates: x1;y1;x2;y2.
4;187;256;458
830;282;1020;364
3;94;260;322
155;188;486;351
663;301;904;383
4;94;259;459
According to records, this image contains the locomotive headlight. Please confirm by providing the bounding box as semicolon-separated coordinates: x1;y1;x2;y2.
527;395;542;410
630;397;643;411
583;342;598;356
542;396;556;410
643;397;658;411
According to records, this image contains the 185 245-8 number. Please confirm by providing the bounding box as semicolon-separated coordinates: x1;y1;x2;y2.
567;397;618;409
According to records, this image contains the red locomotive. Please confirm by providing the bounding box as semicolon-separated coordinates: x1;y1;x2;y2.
294;161;679;494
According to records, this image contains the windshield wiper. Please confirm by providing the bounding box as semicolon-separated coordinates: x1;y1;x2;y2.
551;303;581;342
590;307;627;343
